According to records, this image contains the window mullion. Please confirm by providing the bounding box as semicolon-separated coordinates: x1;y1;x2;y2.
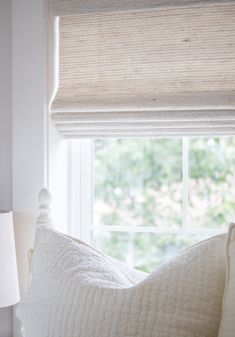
69;139;93;244
67;140;78;237
91;225;224;236
80;139;93;244
182;137;189;229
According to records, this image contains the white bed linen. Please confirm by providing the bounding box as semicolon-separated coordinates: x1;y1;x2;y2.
17;226;226;337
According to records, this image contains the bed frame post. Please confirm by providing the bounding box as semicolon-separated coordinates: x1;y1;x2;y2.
28;188;54;266
35;188;54;230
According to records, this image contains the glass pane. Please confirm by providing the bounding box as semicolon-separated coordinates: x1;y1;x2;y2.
189;137;235;228
93;231;207;273
94;139;182;228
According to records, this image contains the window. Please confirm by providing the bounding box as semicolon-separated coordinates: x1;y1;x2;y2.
51;0;235;274
68;137;235;272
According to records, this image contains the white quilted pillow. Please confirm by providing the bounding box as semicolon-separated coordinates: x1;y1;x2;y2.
17;226;227;337
218;223;235;337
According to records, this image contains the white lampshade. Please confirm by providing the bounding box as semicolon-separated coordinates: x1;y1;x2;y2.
0;211;20;307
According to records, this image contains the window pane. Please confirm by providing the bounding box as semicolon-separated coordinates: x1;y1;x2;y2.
189;137;235;228
93;231;207;273
94;139;182;228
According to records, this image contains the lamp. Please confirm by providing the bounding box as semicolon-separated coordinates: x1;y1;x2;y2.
0;211;20;307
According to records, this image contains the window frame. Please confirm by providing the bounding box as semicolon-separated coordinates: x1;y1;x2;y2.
68;137;227;247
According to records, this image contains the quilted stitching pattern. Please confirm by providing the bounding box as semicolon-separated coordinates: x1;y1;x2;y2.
17;227;226;337
218;223;235;337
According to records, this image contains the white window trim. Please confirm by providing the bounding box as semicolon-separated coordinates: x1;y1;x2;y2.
182;137;189;229
68;138;227;245
68;139;93;242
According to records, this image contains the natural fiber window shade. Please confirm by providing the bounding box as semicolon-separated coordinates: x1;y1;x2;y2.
51;0;235;16
52;3;235;138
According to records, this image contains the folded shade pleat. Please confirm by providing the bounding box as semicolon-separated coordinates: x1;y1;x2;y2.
51;2;235;138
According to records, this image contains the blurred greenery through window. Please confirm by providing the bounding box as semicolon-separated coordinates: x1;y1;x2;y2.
91;138;235;272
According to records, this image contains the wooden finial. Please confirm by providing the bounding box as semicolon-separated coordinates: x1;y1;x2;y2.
35;188;54;230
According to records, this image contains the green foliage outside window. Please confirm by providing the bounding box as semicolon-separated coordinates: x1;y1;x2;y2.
93;137;235;272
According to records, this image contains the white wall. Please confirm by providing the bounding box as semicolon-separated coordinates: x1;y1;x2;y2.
12;1;49;336
12;0;68;335
0;0;13;336
0;1;67;335
0;0;12;210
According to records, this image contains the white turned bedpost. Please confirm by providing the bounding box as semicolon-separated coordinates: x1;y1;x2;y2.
35;188;54;230
28;189;54;269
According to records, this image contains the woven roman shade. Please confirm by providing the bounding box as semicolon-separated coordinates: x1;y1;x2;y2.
51;1;235;138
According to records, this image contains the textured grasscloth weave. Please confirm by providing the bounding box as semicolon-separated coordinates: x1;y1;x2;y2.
218;223;235;337
51;2;235;138
17;227;226;337
52;0;235;16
